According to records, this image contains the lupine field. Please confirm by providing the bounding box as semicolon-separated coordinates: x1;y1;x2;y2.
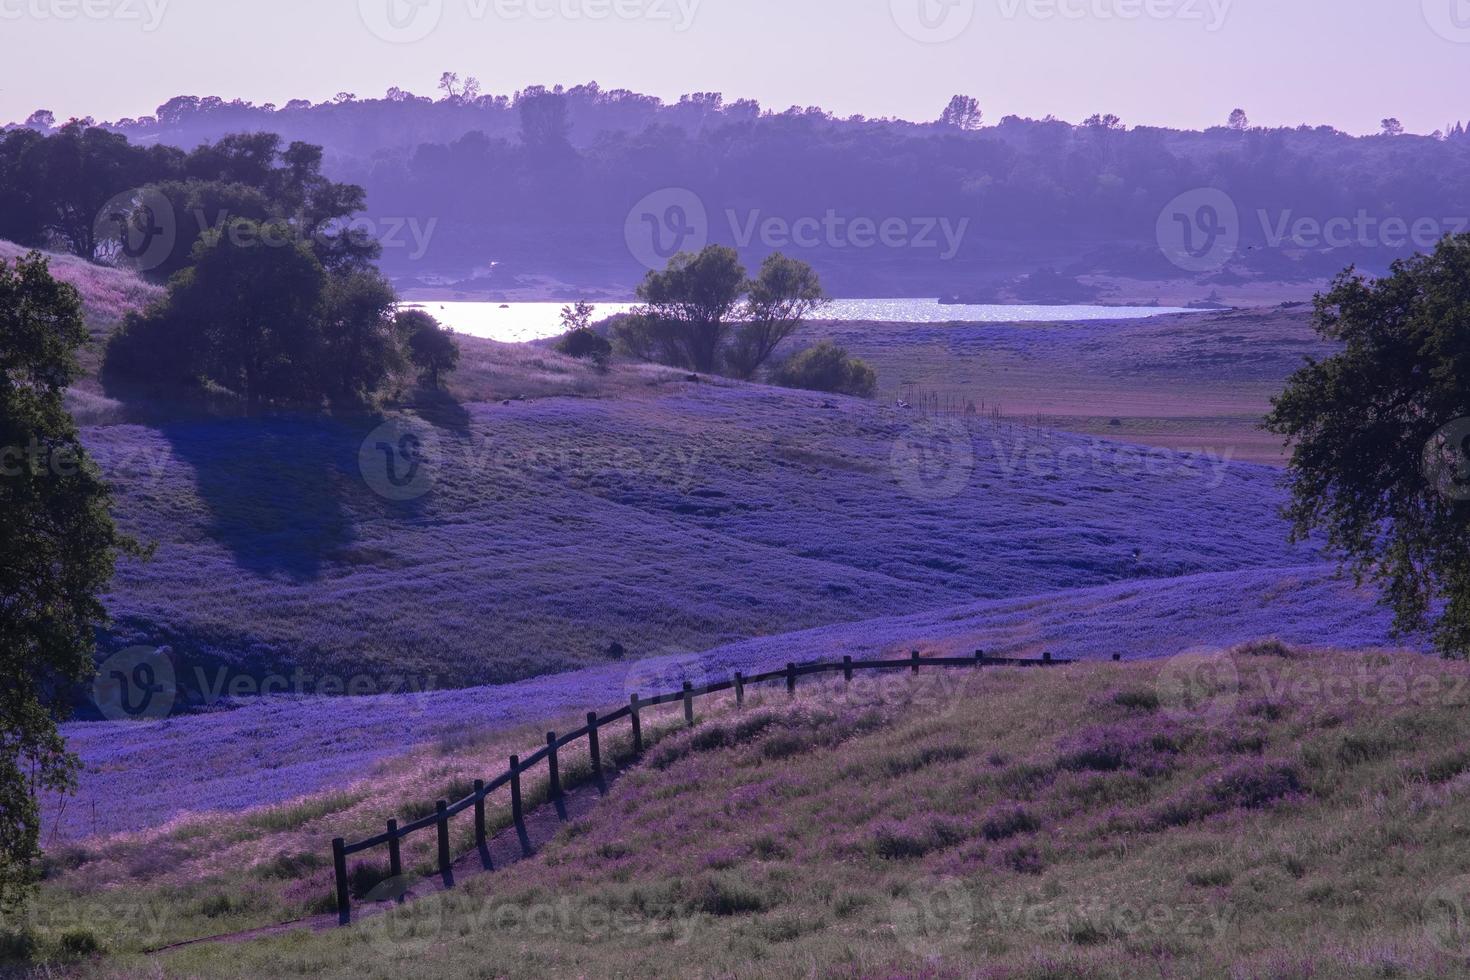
4;246;1445;977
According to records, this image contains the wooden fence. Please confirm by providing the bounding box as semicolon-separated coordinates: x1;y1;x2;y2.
330;649;1093;925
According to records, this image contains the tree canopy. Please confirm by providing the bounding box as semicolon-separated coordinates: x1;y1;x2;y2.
622;247;826;378
0;253;133;911
0;124;376;281
1265;234;1470;656
103;221;408;409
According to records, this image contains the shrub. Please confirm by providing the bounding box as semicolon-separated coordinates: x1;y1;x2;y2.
760;731;812;760
53;929;101;959
555;327;612;367
348;861;395;900
0;927;37;964
252;850;328;880
772;341;877;398
981;805;1042;842
1426;749;1470;784
873;818;967;859
1232;639;1297;659
687;873;767;916
1112;689;1161;711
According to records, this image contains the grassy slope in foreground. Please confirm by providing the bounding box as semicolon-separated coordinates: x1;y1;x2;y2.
52;563;1404;842
22;646;1470;978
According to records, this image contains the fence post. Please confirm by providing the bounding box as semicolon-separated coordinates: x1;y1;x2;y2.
912;650;921;675
547;732;561;800
387;819;402;886
510;755;524;827
473;780;486;849
587;712;602;773
843;656;853;683
786;663;797;697
629;694;643;755
436;801;451;882
735;672;745;707
683;682;695;727
333;837;350;926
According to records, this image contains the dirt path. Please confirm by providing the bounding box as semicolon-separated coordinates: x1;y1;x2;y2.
147;766;629;953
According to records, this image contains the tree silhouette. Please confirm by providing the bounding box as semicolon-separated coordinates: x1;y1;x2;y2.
940;95;983;131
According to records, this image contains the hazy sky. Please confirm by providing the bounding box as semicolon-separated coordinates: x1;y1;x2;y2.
3;0;1468;135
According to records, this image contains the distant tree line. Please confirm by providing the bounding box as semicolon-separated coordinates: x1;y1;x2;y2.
0;124;379;279
13;85;1470;288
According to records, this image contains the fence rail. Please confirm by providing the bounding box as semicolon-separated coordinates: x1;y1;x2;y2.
330;648;1091;924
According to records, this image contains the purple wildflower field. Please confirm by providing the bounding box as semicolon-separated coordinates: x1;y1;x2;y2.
0;240;162;330
53;342;1420;840
87;381;1319;689
54;562;1405;840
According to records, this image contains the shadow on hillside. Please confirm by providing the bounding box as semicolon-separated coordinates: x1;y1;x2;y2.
154;414;362;581
404;386;472;436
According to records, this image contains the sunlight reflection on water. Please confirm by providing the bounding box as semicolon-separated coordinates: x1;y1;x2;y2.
403;298;1197;343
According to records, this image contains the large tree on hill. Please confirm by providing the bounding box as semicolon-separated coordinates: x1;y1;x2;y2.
0;253;134;911
103;221;404;409
636;245;747;373
1265;234;1470;656
397;309;461;387
725;253;828;379
625;247;826;376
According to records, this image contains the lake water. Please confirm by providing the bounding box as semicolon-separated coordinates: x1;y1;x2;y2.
403;299;1195;343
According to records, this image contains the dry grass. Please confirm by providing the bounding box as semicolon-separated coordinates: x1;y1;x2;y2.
15;646;1470;978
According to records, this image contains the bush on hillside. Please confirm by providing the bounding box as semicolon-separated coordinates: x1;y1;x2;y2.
555;328;612;366
771;341;877;398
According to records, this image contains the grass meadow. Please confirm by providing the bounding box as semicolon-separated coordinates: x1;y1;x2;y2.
13;646;1470;978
